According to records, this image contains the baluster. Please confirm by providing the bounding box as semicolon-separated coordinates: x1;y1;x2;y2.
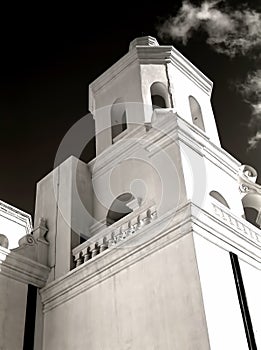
121;223;129;239
107;232;115;247
137;215;144;229
91;243;99;258
126;221;135;237
74;252;83;267
114;227;122;243
99;237;108;252
151;209;158;220
146;209;152;224
82;247;91;262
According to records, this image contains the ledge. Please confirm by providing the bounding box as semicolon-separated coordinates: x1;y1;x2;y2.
41;200;261;313
89;45;213;96
0;247;50;288
0;199;32;233
41;201;194;312
88;112;241;183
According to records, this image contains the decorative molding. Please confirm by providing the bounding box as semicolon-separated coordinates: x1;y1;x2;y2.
89;45;213;96
0;247;50;287
238;164;261;195
88;112;241;184
41;202;193;313
72;202;157;268
211;201;261;248
13;217;49;265
40;201;261;313
129;36;159;50
0;199;33;234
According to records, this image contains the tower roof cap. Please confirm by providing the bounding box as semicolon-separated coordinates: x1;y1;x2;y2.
129;36;159;51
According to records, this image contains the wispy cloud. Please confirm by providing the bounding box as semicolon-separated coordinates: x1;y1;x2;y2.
238;70;261;150
158;0;261;57
248;131;261;150
239;69;261;123
158;0;261;150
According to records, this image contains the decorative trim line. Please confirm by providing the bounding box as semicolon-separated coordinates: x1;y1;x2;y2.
72;202;157;267
41;201;261;313
0;200;33;233
88;113;241;183
211;201;261;248
0;247;50;288
41;202;194;313
89;46;213;96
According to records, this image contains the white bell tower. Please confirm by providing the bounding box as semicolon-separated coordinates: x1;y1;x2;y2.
87;36;245;227
89;36;220;155
34;37;261;350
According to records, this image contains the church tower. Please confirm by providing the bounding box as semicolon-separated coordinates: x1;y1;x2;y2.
6;36;261;350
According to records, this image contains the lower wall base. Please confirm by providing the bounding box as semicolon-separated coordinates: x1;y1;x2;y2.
42;233;210;350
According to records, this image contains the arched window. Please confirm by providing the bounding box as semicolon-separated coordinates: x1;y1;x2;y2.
106;193;134;226
150;82;169;110
210;191;230;208
111;98;127;141
189;96;205;131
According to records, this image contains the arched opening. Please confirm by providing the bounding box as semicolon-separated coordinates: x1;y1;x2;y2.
106;193;134;226
150;82;169;110
242;193;261;228
210;191;230;208
189;96;205;131
151;95;166;109
111;98;127;141
244;208;260;228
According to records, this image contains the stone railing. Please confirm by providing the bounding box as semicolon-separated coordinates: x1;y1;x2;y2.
72;204;157;268
212;201;261;246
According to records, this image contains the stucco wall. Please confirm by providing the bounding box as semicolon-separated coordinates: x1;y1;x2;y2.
42;233;210;350
0;274;27;350
239;258;261;348
194;234;249;349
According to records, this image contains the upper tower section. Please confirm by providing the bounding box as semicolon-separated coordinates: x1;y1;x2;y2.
89;36;220;155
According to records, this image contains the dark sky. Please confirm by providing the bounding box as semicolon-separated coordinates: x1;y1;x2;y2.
1;1;260;216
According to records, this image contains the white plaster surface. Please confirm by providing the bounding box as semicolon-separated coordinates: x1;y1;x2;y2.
34;156;93;280
42;233;210;350
239;258;261;348
194;233;249;350
0;274;27;350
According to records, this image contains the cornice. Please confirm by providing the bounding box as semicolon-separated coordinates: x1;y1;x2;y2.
0;247;50;287
88;113;241;183
0;200;33;233
191;201;261;262
41;200;261;313
136;46;213;95
174;116;241;179
41;202;194;312
89;46;213;96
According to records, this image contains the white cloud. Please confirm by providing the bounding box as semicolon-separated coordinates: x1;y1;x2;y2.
248;131;261;150
238;70;261;149
158;1;261;57
239;70;261;125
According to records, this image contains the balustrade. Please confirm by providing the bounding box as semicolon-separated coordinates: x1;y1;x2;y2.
72;206;157;268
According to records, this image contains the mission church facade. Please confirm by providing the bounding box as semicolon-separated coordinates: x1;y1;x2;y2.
0;36;261;350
